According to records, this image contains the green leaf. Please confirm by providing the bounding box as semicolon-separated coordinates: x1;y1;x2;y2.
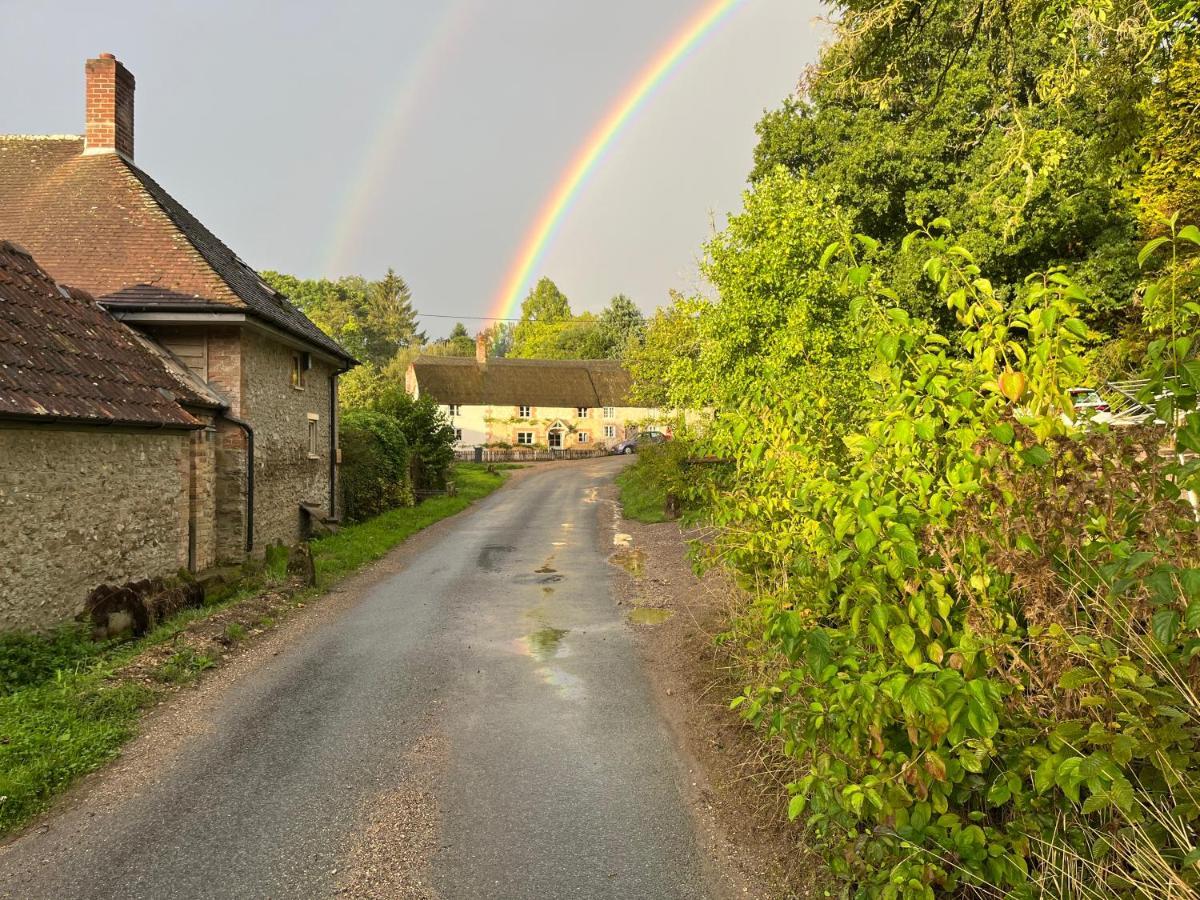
1152;609;1180;644
890;624;916;655
855;528;878;555
787;794;806;820
990;422;1015;445
1178;224;1200;246
1138;236;1170;268
1058;668;1098;690
1184;600;1200;631
1019;446;1052;467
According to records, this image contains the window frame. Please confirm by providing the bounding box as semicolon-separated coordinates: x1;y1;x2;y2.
453;427;463;443
448;404;461;417
516;431;535;446
577;432;590;444
518;405;531;418
291;353;306;390
306;413;320;458
603;425;616;439
576;406;589;418
603;406;615;419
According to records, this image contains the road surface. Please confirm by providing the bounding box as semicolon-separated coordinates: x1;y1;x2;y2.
0;458;714;899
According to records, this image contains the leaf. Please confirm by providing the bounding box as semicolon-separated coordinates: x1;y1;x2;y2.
991;422;1015;445
1178;224;1200;246
787;794;806;820
1152;609;1180;644
1019;446;1052;467
855;528;878;555
1058;668;1098;690
818;241;840;270
1138;236;1170;268
1184;600;1200;631
890;624;916;656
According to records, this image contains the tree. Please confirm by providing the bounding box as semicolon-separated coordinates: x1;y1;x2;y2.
261;269;423;367
598;294;645;358
510;278;578;358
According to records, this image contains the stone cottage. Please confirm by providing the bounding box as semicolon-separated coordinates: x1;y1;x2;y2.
0;55;355;631
406;336;659;450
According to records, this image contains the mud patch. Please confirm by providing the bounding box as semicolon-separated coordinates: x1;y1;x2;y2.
338;732;448;899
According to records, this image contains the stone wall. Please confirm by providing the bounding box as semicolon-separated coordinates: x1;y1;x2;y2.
240;329;336;549
0;425;190;632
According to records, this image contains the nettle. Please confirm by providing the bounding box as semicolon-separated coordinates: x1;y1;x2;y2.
720;223;1200;897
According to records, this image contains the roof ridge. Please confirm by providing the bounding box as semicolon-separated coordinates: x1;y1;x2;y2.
0;134;83;141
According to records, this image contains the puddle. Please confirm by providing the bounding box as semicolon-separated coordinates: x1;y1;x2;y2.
551;541;566;548
477;544;514;572
629;606;674;625
610;548;646;577
521;626;569;662
584;487;599;504
613;533;632;548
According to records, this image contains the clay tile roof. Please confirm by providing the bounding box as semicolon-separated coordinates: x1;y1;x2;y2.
0;136;353;363
410;356;633;407
0;240;202;428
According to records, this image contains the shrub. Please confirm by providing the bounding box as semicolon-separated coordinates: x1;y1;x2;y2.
694;224;1200;897
368;388;456;491
339;409;414;522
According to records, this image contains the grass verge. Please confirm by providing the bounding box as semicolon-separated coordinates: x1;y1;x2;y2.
615;457;669;524
0;462;509;837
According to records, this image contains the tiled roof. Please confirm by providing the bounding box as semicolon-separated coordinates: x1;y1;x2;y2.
0;240;203;428
410;356;634;407
0;136;352;363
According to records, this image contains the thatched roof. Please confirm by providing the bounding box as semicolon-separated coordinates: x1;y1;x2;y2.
410;356;633;407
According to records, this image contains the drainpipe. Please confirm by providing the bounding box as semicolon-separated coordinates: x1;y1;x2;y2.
329;372;338;519
222;413;255;553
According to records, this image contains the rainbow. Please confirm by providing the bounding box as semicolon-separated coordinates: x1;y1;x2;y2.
321;2;479;276
489;0;746;320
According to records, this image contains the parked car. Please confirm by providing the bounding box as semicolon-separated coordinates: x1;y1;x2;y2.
613;431;668;455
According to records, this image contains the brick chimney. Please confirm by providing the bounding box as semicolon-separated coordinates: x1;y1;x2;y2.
476;332;488;365
85;53;135;159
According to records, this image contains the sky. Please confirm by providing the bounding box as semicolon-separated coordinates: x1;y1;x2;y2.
3;0;828;336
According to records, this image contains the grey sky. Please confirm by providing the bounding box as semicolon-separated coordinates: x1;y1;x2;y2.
4;1;827;335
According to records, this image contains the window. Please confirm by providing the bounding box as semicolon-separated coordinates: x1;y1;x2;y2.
290;353;306;389
519;405;531;418
577;432;590;444
548;431;563;449
448;404;461;417
604;425;616;439
517;432;534;445
307;414;320;458
576;407;589;418
454;428;463;443
603;407;615;419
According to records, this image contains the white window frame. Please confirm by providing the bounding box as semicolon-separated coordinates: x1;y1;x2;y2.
291;353;306;390
453;428;463;443
576;406;589;418
448;404;460;417
516;431;534;445
519;405;531;418
307;413;320;458
577;432;590;444
604;425;616;439
603;406;615;419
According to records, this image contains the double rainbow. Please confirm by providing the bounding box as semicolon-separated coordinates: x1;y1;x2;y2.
488;0;746;320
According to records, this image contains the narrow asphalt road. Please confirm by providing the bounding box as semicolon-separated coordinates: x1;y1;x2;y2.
0;458;713;900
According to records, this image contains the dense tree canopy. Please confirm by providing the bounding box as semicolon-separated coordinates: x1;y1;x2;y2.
262;268;424;367
509;278;646;360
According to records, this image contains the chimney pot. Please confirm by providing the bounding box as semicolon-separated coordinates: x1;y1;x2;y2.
85;54;135;159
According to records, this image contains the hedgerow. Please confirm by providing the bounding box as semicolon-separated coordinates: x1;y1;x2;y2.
338;409;414;522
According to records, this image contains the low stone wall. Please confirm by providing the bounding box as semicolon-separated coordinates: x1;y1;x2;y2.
0;425;190;632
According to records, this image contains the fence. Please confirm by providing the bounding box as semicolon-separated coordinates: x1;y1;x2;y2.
454;447;611;463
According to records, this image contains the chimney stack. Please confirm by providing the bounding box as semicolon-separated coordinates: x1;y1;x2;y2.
476;332;488;365
85;53;135;159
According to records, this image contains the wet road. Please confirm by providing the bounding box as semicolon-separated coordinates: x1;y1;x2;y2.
0;458;712;899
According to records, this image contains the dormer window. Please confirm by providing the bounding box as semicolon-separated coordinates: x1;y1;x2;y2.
519;405;531;418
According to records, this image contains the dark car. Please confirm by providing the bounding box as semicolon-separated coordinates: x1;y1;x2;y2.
613;431;668;455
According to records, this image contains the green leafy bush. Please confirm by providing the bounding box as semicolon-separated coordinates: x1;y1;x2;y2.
339;409;414;522
367;388;457;491
697;222;1200;897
